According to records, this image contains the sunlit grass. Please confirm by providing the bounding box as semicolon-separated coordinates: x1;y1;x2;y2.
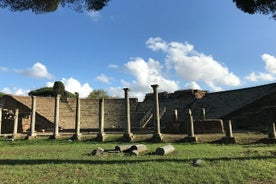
0;138;275;183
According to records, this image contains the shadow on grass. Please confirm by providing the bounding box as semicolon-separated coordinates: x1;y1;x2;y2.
0;155;275;166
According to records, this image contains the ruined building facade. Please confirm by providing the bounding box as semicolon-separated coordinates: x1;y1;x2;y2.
1;82;276;133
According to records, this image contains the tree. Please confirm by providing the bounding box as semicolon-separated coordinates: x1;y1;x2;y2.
0;0;110;14
88;89;112;99
233;0;276;19
28;82;75;100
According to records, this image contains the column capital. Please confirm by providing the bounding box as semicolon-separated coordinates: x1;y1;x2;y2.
123;88;130;92
75;92;79;98
151;84;159;89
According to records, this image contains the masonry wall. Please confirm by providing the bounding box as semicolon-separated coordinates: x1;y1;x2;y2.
1;83;276;133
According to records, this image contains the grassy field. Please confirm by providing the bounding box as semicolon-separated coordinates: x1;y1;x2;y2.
0;134;275;184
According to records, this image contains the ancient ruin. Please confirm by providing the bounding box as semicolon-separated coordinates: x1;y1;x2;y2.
0;82;276;143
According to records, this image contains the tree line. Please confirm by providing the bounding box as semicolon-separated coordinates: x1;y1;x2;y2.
0;0;275;20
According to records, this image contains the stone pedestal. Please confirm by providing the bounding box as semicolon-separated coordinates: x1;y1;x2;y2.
151;84;163;142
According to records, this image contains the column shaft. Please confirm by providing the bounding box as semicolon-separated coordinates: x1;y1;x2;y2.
54;94;60;138
75;93;81;137
13;109;19;138
30;96;36;137
0;108;2;135
99;98;105;135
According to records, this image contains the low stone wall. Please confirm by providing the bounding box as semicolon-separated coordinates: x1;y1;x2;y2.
194;119;224;134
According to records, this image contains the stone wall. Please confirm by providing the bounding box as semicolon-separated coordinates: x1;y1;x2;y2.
1;82;276;133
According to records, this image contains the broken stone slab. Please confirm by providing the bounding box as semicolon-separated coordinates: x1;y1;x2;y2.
114;144;133;152
91;147;104;156
155;144;175;155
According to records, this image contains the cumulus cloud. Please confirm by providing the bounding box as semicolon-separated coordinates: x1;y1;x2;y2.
16;62;54;79
108;37;243;100
245;54;276;82
184;81;201;90
96;74;110;83
122;57;179;100
1;87;29;96
263;54;276;74
146;37;241;91
47;77;93;98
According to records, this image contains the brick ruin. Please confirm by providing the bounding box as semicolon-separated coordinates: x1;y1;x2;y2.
1;82;276;137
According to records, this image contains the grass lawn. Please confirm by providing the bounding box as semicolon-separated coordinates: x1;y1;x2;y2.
0;134;275;184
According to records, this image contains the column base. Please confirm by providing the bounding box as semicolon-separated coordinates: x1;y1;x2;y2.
12;134;18;140
152;133;163;143
49;134;60;139
71;133;82;141
222;137;236;144
122;133;134;142
26;134;37;140
183;136;198;143
96;133;107;142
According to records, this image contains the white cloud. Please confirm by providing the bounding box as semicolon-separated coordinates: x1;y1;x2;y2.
117;57;179;101
146;37;241;91
245;72;275;82
108;37;242;100
262;54;276;74
96;74;110;83
0;66;8;72
47;77;93;98
88;11;101;22
245;54;276;82
184;81;201;90
16;62;54;79
108;64;119;68
1;87;29;96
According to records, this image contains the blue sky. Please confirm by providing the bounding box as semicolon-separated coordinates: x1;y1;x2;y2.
0;0;276;100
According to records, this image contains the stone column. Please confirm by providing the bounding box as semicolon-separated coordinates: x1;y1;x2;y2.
172;110;178;121
201;108;206;120
268;122;276;139
185;109;197;142
12;109;19;139
0;108;2;135
28;96;37;139
151;84;163;142
123;88;134;142
97;98;106;141
223;120;236;144
52;94;60;139
72;92;81;140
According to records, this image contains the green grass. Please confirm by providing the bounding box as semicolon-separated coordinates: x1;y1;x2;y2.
0;138;275;184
